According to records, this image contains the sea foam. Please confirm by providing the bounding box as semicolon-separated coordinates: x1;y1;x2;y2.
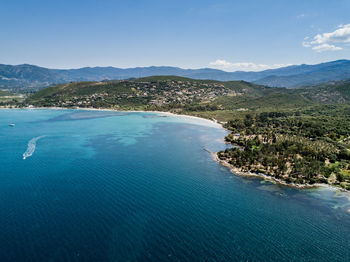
23;136;45;160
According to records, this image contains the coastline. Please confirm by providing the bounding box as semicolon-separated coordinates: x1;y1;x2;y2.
3;106;348;193
0;106;223;129
211;150;350;193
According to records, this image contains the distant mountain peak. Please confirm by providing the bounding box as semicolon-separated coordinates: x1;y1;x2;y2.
1;59;350;90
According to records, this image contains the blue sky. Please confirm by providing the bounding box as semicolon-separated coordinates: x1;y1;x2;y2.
1;0;350;71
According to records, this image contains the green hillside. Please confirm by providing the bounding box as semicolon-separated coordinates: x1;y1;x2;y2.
17;76;350;116
297;80;350;104
26;76;274;110
24;75;350;117
0;89;24;104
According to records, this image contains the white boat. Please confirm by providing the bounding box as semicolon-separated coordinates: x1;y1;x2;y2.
9;123;15;127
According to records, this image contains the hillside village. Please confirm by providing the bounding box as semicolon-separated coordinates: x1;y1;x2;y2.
23;77;250;109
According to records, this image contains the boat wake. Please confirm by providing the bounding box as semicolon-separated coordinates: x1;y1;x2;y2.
23;136;46;160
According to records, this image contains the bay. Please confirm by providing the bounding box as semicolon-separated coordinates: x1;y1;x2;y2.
0;109;349;261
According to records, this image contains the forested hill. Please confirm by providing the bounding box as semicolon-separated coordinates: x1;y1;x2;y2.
24;76;272;109
296;79;350;104
21;76;350;111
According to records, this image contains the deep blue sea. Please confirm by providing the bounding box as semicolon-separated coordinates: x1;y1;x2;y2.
1;109;350;261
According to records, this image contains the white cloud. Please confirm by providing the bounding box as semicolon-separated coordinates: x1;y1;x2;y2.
312;43;342;52
303;23;350;52
208;59;290;72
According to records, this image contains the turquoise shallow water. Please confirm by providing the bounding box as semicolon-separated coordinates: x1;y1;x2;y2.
1;109;350;261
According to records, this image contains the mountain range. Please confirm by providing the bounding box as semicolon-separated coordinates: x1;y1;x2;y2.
1;60;350;90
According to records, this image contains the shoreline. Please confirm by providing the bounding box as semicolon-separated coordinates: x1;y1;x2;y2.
211;151;350;193
0;106;223;129
3;106;348;193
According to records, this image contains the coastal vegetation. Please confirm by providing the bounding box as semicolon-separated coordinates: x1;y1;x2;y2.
3;76;350;190
218;106;350;190
0;90;24;105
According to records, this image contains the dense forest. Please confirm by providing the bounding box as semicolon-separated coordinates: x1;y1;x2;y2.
218;106;350;189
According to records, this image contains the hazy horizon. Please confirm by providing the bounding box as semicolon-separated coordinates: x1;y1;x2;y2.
1;58;349;72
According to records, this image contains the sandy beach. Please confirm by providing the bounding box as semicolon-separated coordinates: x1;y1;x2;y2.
1;106;223;128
